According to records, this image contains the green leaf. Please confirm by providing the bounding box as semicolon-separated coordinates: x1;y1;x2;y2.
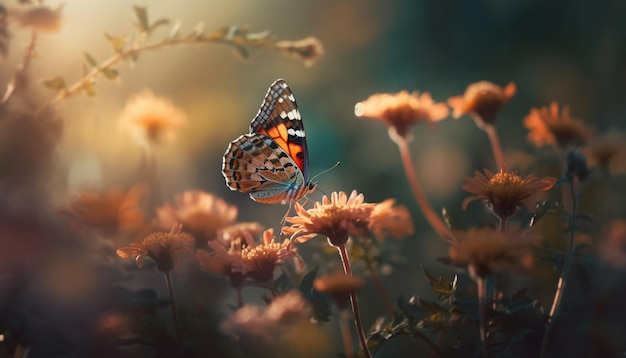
101;68;119;81
42;77;66;94
81;81;96;97
83;52;98;68
133;5;149;33
148;18;170;34
298;265;319;294
423;267;457;297
104;32;128;53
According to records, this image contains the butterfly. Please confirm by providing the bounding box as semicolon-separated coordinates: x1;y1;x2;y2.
222;79;317;204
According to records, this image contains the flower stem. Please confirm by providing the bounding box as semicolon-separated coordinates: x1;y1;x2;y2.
163;272;182;345
339;310;355;358
475;274;490;358
337;244;372;358
540;179;579;358
483;124;506;171
499;217;507;231
395;136;454;242
235;286;244;308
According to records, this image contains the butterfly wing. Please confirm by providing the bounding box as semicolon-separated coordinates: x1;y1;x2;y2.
250;79;309;181
222;133;306;204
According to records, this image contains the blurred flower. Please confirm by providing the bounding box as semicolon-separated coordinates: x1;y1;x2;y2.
274;36;324;66
314;271;364;309
462;169;556;221
355;90;449;141
221;222;265;242
599;220;626;268
283;190;375;247
448;228;538;278
117;223;193;272
66;186;145;237
448;81;516;127
523;102;591;148
237;229;299;283
11;5;63;34
196;240;245;286
366;199;414;240
584;131;626;174
156;190;237;242
119;90;186;148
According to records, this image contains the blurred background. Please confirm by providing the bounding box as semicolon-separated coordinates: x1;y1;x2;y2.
1;0;626;356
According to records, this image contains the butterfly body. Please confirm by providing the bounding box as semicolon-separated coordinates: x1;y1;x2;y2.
222;79;317;204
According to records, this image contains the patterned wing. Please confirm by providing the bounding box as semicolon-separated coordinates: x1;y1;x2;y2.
249;79;309;180
222;133;307;204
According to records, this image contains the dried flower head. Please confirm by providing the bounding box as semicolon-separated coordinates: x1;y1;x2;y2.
314;271;364;309
523;102;591;148
119;90;186;148
462;169;556;221
66;186;145;237
448;81;516;127
11;5;63;34
355;90;449;141
117;223;193;272
584;131;626;174
156;190;237;242
237;229;300;283
599;220;626;268
196;240;245;286
367;199;414;240
274;36;324;66
448;228;538;278
283;190;375;247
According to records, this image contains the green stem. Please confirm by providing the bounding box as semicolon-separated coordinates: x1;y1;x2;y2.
337;244;372;358
163;272;182;345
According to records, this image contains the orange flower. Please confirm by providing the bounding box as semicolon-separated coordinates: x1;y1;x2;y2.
13;5;63;34
196;240;245;286
66;186;145;237
119;90;186;148
355;90;449;141
274;36;324;67
220;222;265;242
448;228;538;278
156;190;237;242
462;169;556;220
238;229;300;283
523;102;591;148
448;81;516;126
367;199;414;240
314;271;364;309
283;190;375;247
117;223;193;272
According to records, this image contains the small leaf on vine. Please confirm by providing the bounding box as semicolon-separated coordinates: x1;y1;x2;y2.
43;76;66;94
104;32;128;53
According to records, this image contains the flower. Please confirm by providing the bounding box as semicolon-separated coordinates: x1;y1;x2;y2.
119;90;186;148
66;186;145;237
196;240;245;286
355;90;449;141
448;81;516;127
448;228;538;278
283;190;375;247
584;131;626;174
238;229;300;283
117;223;193;272
274;36;324;67
12;5;63;34
462;169;557;220
314;271;364;309
523;102;591;148
367;199;414;240
156;190;237;242
221;222;265;242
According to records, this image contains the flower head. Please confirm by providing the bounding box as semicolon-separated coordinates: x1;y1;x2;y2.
196;239;245;286
117;223;193;272
448;81;516;127
220;222;265;242
584;131;626;174
448;228;538;278
119;90;186;148
366;199;414;240
314;271;364;309
12;5;63;34
462;169;556;220
523;102;591;148
66;186;145;237
283;190;375;247
355;90;449;141
238;229;300;283
275;36;324;67
156;190;237;242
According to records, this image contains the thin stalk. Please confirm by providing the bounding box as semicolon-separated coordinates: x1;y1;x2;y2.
499;217;507;231
163;272;182;345
337;244;372;358
339;310;355;358
540;179;579;358
2;31;38;103
235;286;244;308
395;135;454;242
483;124;506;171
475;274;490;358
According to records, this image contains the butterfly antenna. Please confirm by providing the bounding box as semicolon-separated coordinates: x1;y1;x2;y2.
310;161;341;182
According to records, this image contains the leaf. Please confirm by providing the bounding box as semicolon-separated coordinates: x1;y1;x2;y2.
42;76;66;94
298;265;319;294
104;32;128;53
423;267;457;297
148;18;170;34
81;81;96;97
101;68;119;81
83;52;98;68
133;5;149;33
